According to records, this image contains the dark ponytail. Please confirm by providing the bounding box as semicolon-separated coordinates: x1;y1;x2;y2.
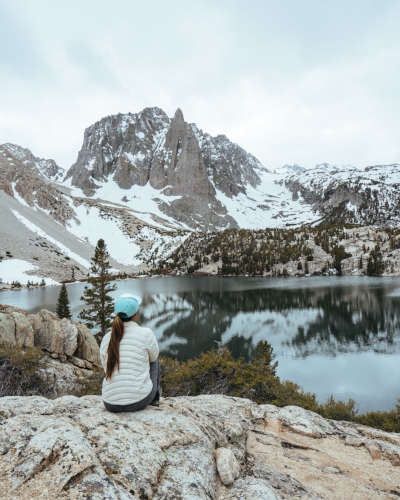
106;315;125;380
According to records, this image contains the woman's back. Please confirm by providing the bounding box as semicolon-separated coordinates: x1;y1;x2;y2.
100;321;159;405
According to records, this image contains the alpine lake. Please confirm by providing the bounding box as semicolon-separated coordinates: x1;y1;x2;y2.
2;275;400;413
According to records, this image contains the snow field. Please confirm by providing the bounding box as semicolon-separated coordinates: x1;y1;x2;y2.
0;259;59;285
67;204;142;266
11;210;91;268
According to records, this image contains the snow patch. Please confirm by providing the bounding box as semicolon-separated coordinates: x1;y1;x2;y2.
68;204;142;266
0;259;59;285
11;182;30;208
10;210;91;268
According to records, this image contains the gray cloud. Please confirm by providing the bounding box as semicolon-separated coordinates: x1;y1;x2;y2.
0;3;48;77
0;0;399;170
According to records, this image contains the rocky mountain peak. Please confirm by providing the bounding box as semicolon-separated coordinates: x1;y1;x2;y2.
173;108;184;121
0;144;75;224
274;164;306;175
2;143;65;181
64;106;265;229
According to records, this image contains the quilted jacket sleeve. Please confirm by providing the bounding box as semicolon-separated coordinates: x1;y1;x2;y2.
100;332;111;372
147;328;159;362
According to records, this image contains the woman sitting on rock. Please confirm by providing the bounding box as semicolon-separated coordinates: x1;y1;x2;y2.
100;293;160;412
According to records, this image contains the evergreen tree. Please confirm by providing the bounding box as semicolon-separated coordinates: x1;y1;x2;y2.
78;239;116;342
56;283;72;319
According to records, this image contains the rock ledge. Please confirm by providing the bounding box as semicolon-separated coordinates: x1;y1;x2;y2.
0;395;399;499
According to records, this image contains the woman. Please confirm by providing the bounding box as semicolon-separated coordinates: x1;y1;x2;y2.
100;293;160;412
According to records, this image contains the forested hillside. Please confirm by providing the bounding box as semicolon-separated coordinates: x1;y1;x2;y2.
157;225;400;277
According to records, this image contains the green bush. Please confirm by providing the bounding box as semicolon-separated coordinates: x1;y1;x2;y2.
161;342;320;408
317;395;358;421
160;343;400;433
161;342;281;403
273;380;318;411
0;340;48;397
72;370;104;397
355;400;400;433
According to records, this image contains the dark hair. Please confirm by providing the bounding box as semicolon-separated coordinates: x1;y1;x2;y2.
106;313;132;379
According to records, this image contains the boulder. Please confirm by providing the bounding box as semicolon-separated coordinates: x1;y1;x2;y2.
214;447;240;485
0;313;16;345
31;309;64;354
60;318;78;356
37;356;93;395
12;312;35;347
75;323;101;365
1;395;399;499
0;305;100;365
0;312;34;347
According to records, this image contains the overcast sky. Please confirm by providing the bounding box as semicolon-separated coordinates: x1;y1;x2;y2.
1;0;400;171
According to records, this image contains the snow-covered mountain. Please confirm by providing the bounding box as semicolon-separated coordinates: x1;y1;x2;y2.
2;143;65;181
282;163;400;226
0;142;190;283
65;107;268;230
274;164;306;175
1;106;400;283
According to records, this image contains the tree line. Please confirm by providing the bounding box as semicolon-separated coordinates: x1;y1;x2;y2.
55;225;400;341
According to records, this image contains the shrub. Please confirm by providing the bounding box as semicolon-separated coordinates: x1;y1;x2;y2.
161;342;324;407
356;400;400;433
317;395;358;421
72;370;104;397
273;380;318;411
161;344;400;433
161;342;280;403
0;340;48;397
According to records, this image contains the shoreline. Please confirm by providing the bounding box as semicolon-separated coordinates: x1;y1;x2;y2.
2;270;400;292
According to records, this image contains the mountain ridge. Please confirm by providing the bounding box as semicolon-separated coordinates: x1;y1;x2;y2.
1;106;400;283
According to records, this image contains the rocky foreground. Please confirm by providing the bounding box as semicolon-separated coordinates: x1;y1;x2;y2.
0;395;399;500
0;304;101;393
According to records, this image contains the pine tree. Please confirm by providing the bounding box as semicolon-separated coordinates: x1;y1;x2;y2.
78;239;116;342
56;283;72;319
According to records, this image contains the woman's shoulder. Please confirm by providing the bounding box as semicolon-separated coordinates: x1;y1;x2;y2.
126;323;154;338
100;330;112;348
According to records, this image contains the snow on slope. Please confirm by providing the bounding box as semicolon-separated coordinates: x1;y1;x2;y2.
64;170;321;231
0;259;58;285
11;209;91;268
214;170;320;229
68;204;141;266
62;178;191;266
79;178;186;230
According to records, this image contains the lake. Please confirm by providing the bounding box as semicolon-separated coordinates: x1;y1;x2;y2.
2;276;400;413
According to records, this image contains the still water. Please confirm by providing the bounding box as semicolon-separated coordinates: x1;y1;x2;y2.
2;276;400;413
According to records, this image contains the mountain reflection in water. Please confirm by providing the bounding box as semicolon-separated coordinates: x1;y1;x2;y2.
2;275;400;411
140;286;400;362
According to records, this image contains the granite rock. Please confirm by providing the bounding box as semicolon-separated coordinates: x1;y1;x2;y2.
65;107;264;230
1;395;399;499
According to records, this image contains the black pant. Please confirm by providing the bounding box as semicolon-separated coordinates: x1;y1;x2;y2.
103;359;160;413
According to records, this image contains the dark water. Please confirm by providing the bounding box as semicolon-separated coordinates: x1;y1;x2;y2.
2;276;400;413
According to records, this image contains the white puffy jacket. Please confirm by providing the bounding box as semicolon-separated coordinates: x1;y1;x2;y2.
100;321;159;405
